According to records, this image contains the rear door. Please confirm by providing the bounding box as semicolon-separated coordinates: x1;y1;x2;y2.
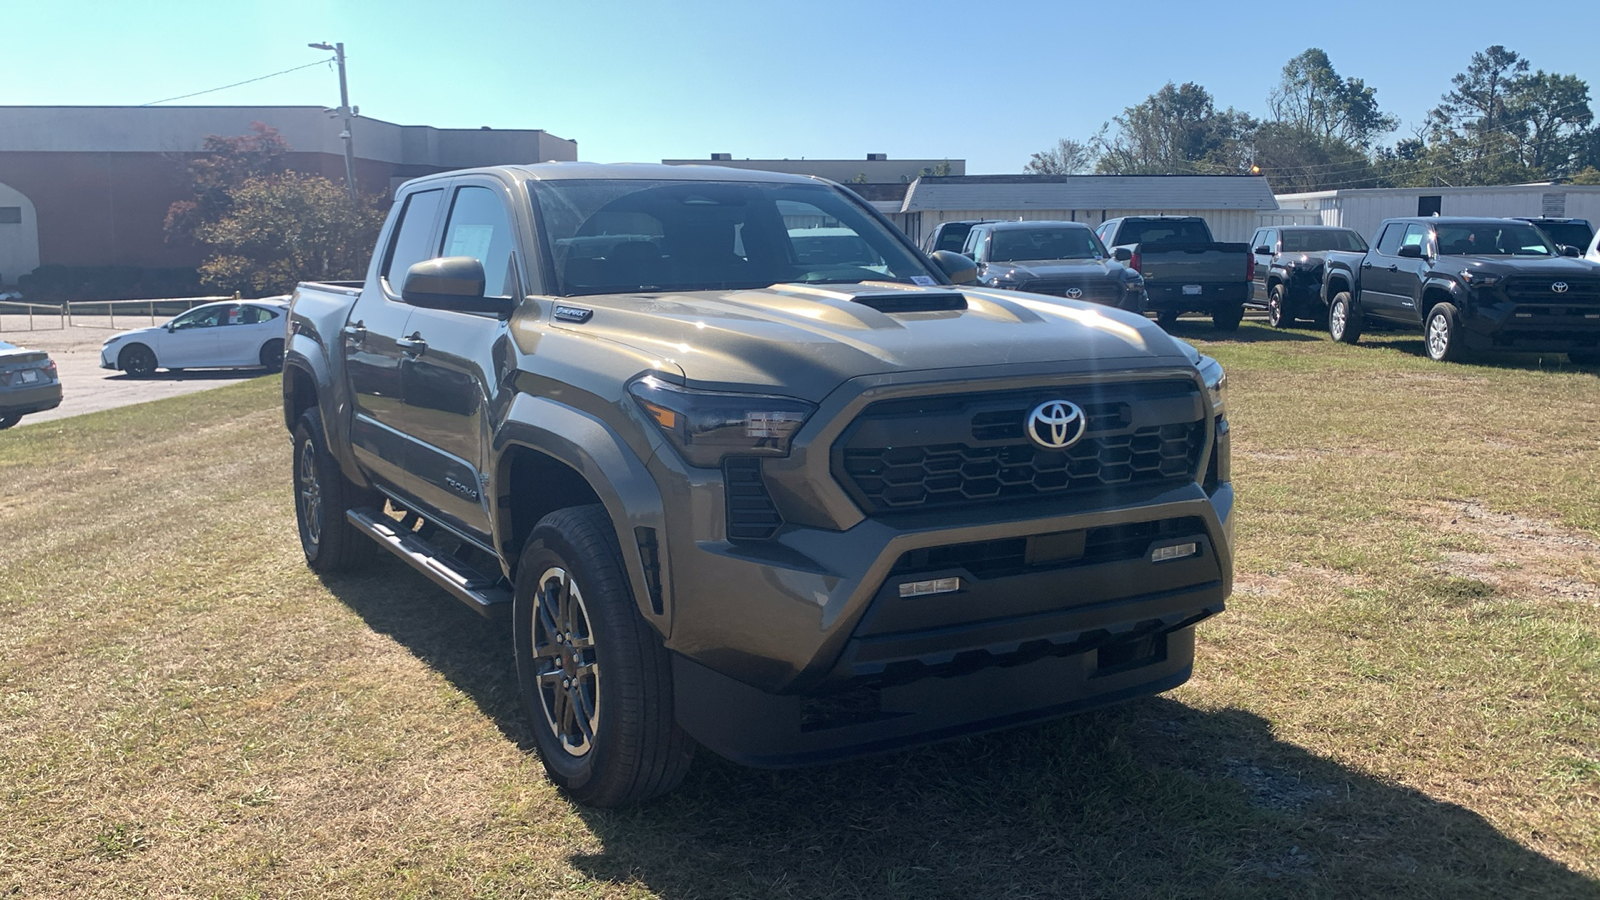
345;186;442;495
399;177;523;543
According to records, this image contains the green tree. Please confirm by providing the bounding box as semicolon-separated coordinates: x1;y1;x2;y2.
1509;70;1593;173
1024;138;1097;175
194;173;385;295
1095;83;1256;175
1268;48;1397;148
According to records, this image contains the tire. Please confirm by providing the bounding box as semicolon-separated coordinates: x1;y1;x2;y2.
0;415;19;429
260;339;284;373
1266;284;1294;328
292;409;377;573
1328;292;1362;344
1568;350;1600;365
514;505;694;808
1155;309;1179;330
1424;302;1467;363
1213;300;1244;332
119;343;157;377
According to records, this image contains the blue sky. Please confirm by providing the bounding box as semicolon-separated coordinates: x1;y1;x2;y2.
6;0;1597;173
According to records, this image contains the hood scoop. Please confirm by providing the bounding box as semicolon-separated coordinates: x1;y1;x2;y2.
850;291;968;313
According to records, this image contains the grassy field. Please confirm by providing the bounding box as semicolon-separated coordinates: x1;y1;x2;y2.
1;322;1597;899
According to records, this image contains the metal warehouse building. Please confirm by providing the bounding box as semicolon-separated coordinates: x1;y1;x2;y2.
897;174;1280;246
1274;184;1600;242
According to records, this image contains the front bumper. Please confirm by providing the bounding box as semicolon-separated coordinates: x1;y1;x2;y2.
1458;299;1600;351
647;361;1233;763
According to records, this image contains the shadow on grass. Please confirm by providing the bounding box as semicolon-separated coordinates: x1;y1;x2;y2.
109;368;274;382
321;559;1596;900
1158;319;1326;344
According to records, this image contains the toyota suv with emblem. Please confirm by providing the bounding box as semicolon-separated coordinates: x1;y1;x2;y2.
282;163;1234;807
961;220;1146;312
1321;217;1600;363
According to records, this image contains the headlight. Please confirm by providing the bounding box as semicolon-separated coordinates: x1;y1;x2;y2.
1461;269;1501;287
629;377;815;468
1196;354;1226;413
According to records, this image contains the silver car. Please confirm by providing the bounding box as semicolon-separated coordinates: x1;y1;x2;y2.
0;340;63;428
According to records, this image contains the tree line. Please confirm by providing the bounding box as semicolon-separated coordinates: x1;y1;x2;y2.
1026;46;1600;191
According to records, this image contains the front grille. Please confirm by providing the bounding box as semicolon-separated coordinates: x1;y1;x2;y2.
834;381;1207;514
1026;280;1121;303
890;517;1209;579
1503;276;1600;303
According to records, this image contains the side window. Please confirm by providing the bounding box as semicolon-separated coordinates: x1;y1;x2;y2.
1401;224;1429;252
440;185;518;299
241;305;279;325
1262;230;1278;253
1375;223;1405;256
962;229;984;260
381;188;445;293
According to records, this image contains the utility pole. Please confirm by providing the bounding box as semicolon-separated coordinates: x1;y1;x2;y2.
308;41;357;200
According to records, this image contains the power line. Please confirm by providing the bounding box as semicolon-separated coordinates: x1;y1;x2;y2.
140;58;334;106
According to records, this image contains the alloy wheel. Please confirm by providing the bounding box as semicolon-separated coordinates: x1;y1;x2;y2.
297;439;323;548
1427;314;1450;360
531;566;600;757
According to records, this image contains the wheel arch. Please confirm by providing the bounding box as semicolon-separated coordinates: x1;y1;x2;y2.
493;394;671;635
117;341;154;370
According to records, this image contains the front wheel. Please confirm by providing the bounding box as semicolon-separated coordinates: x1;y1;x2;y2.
1213;301;1244;332
1424;303;1468;362
514;505;694;807
120;343;157;377
1266;285;1293;328
292;409;377;573
1329;292;1362;344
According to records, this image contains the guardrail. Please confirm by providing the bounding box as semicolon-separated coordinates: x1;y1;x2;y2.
0;300;68;333
64;296;235;330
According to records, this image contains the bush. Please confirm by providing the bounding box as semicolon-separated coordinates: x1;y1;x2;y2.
17;265;205;302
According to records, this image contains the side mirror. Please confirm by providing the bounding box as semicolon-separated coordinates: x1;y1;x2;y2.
166;323;176;333
1112;247;1133;262
402;257;514;315
930;250;977;285
1396;244;1425;259
1253;245;1271;255
1559;244;1582;257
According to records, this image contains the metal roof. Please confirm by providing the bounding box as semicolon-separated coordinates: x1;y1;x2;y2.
901;174;1280;213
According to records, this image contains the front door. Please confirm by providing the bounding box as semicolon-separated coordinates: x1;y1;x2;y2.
1251;229;1276;304
158;304;225;367
345;187;443;495
400;180;522;543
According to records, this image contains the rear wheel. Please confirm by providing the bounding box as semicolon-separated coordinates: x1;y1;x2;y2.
514;505;694;807
1155;309;1179;330
260;339;284;373
1424;302;1467;362
1213;301;1244;332
292;409;377;573
1266;285;1293;328
119;343;157;377
1328;292;1362;344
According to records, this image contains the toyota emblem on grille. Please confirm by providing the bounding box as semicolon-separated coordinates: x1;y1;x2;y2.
1026;400;1087;450
1552;282;1570;293
1065;287;1083;299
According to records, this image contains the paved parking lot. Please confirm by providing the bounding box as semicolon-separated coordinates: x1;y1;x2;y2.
2;320;267;428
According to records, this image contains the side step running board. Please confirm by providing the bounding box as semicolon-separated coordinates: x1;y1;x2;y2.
347;507;513;620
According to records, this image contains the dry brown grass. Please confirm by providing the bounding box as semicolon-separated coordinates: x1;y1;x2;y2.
1;324;1597;898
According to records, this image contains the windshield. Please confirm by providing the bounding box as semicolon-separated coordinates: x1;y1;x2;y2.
1435;223;1557;257
1282;229;1368;252
1117;219;1211;244
989;226;1105;263
529;179;939;296
1534;222;1594;249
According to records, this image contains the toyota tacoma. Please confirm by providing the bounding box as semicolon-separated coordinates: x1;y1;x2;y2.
283;163;1234;807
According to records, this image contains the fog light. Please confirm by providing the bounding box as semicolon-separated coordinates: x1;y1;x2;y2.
1151;542;1198;563
899;577;962;598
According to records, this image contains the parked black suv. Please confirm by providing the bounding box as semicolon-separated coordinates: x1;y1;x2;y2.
960;220;1146;310
1247;225;1368;328
1321;217;1600;362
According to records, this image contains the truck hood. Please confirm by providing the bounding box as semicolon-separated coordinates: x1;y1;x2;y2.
986;259;1127;280
1451;255;1600;277
534;282;1189;401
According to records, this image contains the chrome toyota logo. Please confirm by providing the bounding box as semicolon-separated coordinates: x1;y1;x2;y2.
1552;282;1569;293
1065;287;1083;299
1027;400;1087;450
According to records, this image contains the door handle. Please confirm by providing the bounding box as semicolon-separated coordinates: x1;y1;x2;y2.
1387;265;1398;272
342;322;366;343
1361;262;1373;269
396;333;427;356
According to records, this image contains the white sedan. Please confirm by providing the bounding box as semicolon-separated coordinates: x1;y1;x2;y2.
100;298;289;377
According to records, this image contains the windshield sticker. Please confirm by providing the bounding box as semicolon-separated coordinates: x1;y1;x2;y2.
911;276;937;286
